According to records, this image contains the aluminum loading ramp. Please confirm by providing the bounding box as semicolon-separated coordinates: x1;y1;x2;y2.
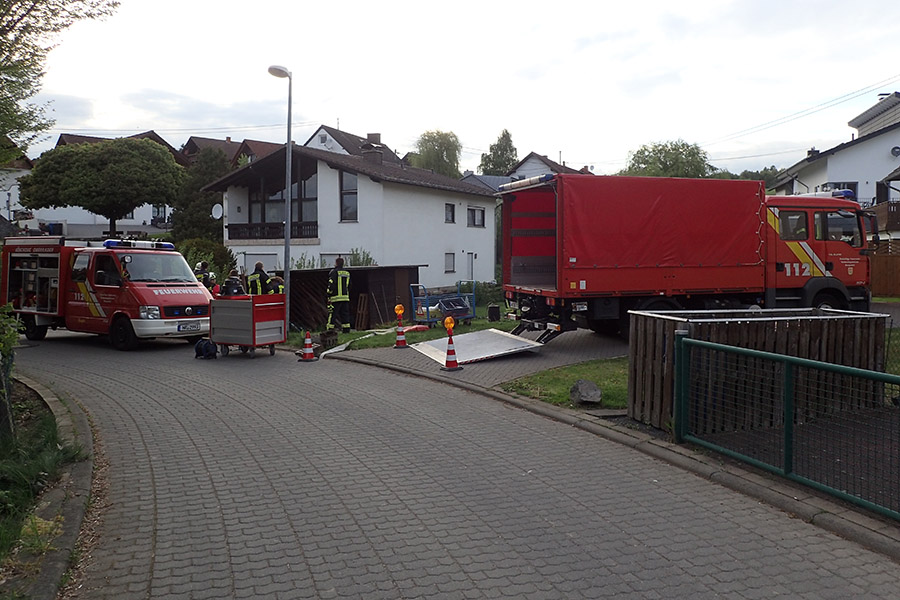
412;328;543;365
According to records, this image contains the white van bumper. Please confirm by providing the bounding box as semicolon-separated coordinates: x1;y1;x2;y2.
131;317;210;339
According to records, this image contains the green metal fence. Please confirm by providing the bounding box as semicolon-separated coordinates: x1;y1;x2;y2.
674;332;900;521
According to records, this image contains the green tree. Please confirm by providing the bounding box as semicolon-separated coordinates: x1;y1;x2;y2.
0;0;119;163
479;129;517;176
18;137;184;235
172;147;230;242
619;139;714;178
411;130;462;178
738;165;781;189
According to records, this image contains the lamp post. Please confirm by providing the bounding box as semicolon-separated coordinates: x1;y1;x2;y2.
268;64;292;334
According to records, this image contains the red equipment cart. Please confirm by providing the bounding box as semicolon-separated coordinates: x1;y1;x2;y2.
209;294;286;358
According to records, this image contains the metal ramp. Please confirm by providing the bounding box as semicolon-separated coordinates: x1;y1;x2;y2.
412;328;542;365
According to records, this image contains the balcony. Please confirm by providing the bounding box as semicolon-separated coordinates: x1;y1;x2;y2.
872;201;900;233
227;222;318;240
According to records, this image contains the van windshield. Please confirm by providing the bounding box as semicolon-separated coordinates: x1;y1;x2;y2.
121;252;197;283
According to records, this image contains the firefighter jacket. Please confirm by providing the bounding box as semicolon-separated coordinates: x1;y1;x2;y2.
272;281;285;294
247;268;272;295
327;268;351;302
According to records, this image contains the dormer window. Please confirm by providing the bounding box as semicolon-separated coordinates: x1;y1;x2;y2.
319;134;327;144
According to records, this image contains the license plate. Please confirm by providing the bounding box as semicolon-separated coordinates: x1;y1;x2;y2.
178;321;201;332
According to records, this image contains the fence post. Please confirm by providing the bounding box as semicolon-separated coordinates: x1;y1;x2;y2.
783;362;794;476
673;329;689;443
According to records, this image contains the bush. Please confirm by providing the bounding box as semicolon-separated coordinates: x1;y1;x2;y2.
176;239;235;279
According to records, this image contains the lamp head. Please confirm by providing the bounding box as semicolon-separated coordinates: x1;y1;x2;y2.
268;65;291;79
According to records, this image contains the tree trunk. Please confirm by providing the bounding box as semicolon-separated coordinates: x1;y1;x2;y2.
108;217;118;237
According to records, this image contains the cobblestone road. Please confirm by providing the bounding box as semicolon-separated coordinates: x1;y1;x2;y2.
16;332;900;599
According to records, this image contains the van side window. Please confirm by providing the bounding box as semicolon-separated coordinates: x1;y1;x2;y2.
779;211;807;241
71;254;89;282
94;254;122;286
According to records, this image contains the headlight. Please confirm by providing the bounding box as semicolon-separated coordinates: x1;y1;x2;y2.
139;306;161;319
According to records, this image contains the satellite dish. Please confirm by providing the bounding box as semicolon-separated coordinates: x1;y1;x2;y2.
891;146;900;157
211;204;223;220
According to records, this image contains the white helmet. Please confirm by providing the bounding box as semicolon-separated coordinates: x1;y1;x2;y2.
195;262;202;270
209;272;216;280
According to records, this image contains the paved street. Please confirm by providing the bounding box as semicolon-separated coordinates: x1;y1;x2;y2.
16;330;900;599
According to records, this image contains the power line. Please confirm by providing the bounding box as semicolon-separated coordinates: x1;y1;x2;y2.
701;73;900;147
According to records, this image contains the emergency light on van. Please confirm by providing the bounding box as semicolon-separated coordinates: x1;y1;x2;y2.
103;240;176;250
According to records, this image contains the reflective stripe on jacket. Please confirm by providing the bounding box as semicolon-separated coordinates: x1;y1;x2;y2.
247;270;271;295
327;268;350;302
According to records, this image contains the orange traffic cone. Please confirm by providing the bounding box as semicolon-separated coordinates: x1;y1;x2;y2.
297;330;319;362
441;329;463;371
394;320;409;349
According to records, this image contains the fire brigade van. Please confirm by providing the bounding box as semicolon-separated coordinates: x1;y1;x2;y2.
1;237;214;350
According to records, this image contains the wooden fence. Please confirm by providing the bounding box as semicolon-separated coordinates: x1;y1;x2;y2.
870;253;900;297
628;309;887;430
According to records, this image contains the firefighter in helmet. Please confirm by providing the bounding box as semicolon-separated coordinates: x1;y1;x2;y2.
326;257;351;333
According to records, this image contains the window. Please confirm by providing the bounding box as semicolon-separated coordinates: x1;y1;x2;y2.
445;203;455;223
71;255;89;282
467;206;485;228
301;173;318;222
341;171;358;222
779;211;808;241
248;157;298;224
444;252;456;273
94;255;122;286
319;134;327;144
818;210;862;247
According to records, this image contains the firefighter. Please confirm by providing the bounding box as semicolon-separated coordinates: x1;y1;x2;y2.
326;257;351;333
247;262;272;295
194;261;210;289
271;276;285;294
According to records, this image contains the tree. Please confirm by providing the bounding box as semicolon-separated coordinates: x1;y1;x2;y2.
18;138;183;234
479;129;517;176
171;147;231;242
619;140;714;178
0;0;119;163
410;130;462;178
738;165;781;189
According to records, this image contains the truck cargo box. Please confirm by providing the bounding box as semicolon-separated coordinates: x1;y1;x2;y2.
503;175;767;298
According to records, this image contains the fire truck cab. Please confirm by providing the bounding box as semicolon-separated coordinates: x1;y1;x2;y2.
1;237;214;350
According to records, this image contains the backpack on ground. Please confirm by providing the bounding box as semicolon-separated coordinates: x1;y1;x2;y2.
194;338;218;359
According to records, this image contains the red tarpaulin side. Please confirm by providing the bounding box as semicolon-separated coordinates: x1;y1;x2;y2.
559;176;764;269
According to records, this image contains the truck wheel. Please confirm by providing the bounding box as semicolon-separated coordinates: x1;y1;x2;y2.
109;316;138;351
23;316;48;341
812;292;848;310
269;344;276;356
220;344;230;356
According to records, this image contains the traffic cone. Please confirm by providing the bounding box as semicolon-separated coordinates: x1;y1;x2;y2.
297;330;319;362
394;321;409;349
441;330;463;371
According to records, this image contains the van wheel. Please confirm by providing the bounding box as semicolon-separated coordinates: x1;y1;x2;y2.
23;316;48;341
812;292;848;311
109;316;138;351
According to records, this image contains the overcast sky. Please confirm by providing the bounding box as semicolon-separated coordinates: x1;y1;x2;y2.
29;0;900;176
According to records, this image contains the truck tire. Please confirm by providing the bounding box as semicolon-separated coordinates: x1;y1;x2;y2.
23;316;48;341
812;292;848;310
109;316;138;351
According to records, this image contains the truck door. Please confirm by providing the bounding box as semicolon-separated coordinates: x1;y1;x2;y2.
772;208;827;294
818;209;866;292
65;253;95;332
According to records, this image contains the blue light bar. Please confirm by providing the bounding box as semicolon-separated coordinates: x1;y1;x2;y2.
831;189;856;200
103;239;176;250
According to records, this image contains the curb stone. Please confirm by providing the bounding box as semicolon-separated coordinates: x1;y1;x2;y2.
329;351;900;564
8;375;93;600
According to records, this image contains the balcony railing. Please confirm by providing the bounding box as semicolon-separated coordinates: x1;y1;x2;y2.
227;222;318;240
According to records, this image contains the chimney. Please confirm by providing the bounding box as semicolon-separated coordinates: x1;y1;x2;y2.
362;143;383;165
226;136;232;143
807;147;819;158
367;133;381;145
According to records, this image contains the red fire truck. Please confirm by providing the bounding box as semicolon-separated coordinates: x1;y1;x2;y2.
499;175;874;341
1;237;214;350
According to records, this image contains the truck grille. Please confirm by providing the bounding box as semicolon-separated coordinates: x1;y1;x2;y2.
163;305;209;318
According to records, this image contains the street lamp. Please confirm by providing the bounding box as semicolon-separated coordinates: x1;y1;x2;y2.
268;64;292;335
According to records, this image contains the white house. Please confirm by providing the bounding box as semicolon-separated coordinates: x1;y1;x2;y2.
204;135;497;287
773;92;900;206
10;131;188;238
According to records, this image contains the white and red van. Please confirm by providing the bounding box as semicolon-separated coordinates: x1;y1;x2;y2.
1;237;213;350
